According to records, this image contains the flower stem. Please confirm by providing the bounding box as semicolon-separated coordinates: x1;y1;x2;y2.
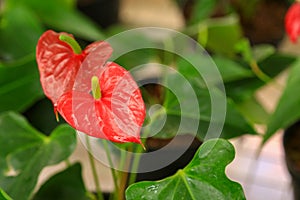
127;144;144;186
250;60;271;83
118;171;129;200
86;135;104;200
101;140;119;194
118;146;133;200
127;107;165;185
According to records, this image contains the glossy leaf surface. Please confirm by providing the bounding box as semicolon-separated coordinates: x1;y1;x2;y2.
126;139;246;200
0;5;44;61
33;163;89;200
149;60;256;140
159;85;256;140
0;112;76;200
225;53;296;102
0;57;43;112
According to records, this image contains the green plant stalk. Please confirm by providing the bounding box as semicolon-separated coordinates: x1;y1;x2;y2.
127;143;145;186
128;43;172;185
127;108;165;185
128;37;173;187
101;140;120;198
118;168;130;200
86;135;104;200
250;60;271;83
118;148;129;198
118;149;128;175
249;60;284;103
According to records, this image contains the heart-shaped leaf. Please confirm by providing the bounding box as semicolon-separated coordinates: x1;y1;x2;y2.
126;139;246;200
33;163;89;200
0;112;76;200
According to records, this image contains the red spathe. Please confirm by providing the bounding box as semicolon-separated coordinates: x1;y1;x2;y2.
36;30;145;144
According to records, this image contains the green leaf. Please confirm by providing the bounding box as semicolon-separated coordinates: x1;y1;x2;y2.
33;163;89;200
264;59;300;143
188;0;219;25
0;112;76;200
225;53;296;102
225;77;262;102
221;98;257;138
212;55;253;82
126;139;246;200
23;98;66;135
236;96;269;124
0;56;44;112
107;30;157;69
0;5;44;61
258;53;296;78
0;189;12;200
114;49;156;71
6;0;105;41
148;71;256;140
234;38;253;63
148;83;257;140
177;55;253;84
198;15;243;56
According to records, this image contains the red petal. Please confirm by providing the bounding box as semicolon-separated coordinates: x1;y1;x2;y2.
100;62;145;127
36;30;112;106
73;41;113;92
285;2;300;43
57;62;145;144
36;30;83;104
56;92;107;139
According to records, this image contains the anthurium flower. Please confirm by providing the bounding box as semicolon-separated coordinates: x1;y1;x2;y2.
36;30;145;144
285;2;300;43
36;30;110;106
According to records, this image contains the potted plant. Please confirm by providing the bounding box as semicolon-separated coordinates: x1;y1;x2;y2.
0;0;298;199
